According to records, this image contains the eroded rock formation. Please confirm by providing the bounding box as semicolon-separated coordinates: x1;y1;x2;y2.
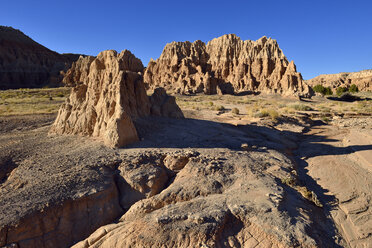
306;69;372;91
62;55;95;87
144;34;313;97
50;50;183;147
0;26;81;89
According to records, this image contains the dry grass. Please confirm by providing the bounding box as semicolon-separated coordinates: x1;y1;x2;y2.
174;92;372;121
0;87;70;116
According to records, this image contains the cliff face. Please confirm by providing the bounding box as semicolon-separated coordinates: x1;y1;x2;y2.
306;69;372;91
144;34;313;97
0;26;80;89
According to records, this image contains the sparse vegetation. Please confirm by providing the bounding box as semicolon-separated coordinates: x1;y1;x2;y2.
255;108;279;121
281;177;295;186
290;104;312;111
281;176;323;207
0;87;70;116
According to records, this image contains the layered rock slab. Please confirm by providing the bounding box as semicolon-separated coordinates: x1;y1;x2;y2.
50;50;183;147
144;34;313;97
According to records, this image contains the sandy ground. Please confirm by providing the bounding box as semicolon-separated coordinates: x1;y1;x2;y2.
296;118;372;247
0;94;371;247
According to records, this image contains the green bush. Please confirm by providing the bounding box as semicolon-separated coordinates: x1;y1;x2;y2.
349;84;359;93
324;87;333;95
313;84;325;93
312;84;333;95
336;87;348;96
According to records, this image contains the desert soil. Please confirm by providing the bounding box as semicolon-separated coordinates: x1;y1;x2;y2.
0;93;371;248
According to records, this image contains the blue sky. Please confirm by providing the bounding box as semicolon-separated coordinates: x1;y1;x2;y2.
1;0;371;79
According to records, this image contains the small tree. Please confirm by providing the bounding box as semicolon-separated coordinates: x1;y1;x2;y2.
313;84;325;94
324;87;333;95
349;84;359;93
336;87;348;96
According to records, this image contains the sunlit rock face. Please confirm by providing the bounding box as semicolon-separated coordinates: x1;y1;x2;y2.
144;34;313;97
51;50;183;147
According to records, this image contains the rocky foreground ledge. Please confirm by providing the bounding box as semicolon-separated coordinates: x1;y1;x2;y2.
0;114;343;248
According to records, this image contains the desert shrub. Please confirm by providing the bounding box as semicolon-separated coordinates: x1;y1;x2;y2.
349;84;359;93
324;87;333;95
281;177;295;186
215;105;225;111
291;104;312;111
255;109;269;118
321;117;330;123
313;84;325;94
231;107;239;115
336;86;348;96
312;85;333;95
268;109;279;120
255;108;279;120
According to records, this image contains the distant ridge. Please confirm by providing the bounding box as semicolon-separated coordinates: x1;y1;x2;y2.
0;26;82;89
306;69;372;91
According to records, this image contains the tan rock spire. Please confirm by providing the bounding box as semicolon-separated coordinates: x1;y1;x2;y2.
51;50;183;147
144;34;313;97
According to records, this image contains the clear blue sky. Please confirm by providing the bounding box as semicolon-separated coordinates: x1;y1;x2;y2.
1;0;371;79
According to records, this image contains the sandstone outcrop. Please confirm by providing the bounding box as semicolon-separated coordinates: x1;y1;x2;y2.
50;50;183;147
0;26;81;89
74;149;336;248
144;34;313;97
62;55;95;87
306;69;372;91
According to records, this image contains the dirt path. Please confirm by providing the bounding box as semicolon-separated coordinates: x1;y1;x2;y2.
295;119;372;247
